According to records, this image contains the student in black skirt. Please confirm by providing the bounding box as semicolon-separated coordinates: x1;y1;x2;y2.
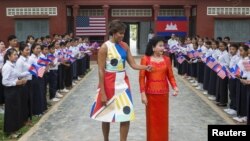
233;45;249;123
2;48;28;138
64;41;73;88
0;40;6;113
203;41;212;95
215;42;230;106
240;48;250;124
208;41;220;101
190;41;198;87
224;44;240;115
196;38;206;90
16;43;33;125
29;44;46;116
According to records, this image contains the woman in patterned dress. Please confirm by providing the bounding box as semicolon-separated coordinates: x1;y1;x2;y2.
90;20;151;141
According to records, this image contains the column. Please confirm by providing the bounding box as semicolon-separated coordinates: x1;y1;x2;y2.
184;5;191;36
73;5;80;37
103;5;109;41
153;4;160;35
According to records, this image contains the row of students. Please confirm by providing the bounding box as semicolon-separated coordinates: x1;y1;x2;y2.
171;37;250;125
0;35;92;138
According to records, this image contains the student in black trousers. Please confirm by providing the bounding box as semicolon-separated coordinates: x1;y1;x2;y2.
215;42;230;106
224;44;240;115
2;48;28;138
0;40;5;112
48;45;62;102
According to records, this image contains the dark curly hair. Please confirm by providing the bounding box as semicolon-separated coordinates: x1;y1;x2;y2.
108;20;127;35
145;36;166;56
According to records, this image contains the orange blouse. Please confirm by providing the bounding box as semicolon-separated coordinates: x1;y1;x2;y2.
139;56;177;94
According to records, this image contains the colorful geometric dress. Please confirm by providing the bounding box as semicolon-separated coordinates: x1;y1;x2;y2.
90;40;135;122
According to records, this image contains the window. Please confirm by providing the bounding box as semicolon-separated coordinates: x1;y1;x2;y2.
159;9;184;16
111;9;152;17
6;7;57;16
79;9;104;16
207;7;250;15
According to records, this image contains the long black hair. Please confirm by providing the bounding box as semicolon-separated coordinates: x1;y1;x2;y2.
145;36;166;56
4;48;17;63
30;43;41;55
19;42;29;56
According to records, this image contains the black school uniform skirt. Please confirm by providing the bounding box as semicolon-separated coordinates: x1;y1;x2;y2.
215;76;228;104
191;63;197;78
236;79;247;117
177;61;183;75
181;61;188;75
58;64;65;90
82;56;87;75
228;79;237;110
246;85;250;125
0;74;4;104
197;62;204;83
31;76;45;115
4;86;23;133
77;58;83;76
208;70;217;96
203;65;211;90
86;54;90;70
65;64;73;88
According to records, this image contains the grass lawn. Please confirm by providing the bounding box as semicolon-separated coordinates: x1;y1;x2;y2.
0;114;41;141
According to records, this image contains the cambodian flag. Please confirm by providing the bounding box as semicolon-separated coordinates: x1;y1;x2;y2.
234;64;243;77
28;64;38;77
47;54;56;62
156;16;188;37
201;54;207;62
37;57;50;66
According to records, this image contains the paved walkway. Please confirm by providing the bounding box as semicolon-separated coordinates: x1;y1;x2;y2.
20;60;227;141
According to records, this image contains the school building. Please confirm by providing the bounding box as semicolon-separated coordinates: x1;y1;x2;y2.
0;0;250;54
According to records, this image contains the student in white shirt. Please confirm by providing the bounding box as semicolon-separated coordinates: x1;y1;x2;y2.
234;45;249;123
16;43;33;125
29;44;46;116
215;41;230;107
0;40;6;112
2;48;28;138
6;35;18;51
207;40;220;101
224;44;240;115
196;38;206;90
48;44;62;102
26;35;35;49
203;41;212;95
239;47;250;125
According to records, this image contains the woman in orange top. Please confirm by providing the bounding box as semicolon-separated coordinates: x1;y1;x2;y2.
139;36;179;141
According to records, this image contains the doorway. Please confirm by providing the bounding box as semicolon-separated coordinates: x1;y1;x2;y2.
123;23;139;56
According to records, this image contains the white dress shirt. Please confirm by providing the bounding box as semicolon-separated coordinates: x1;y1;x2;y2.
0;52;4;72
29;53;39;65
16;55;32;80
218;50;230;67
2;60;29;86
229;54;240;69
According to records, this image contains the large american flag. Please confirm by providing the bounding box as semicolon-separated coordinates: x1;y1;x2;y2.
76;16;106;36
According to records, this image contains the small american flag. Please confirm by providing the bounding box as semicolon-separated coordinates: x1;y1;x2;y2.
38;67;46;78
217;69;227;79
76;16;106;36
